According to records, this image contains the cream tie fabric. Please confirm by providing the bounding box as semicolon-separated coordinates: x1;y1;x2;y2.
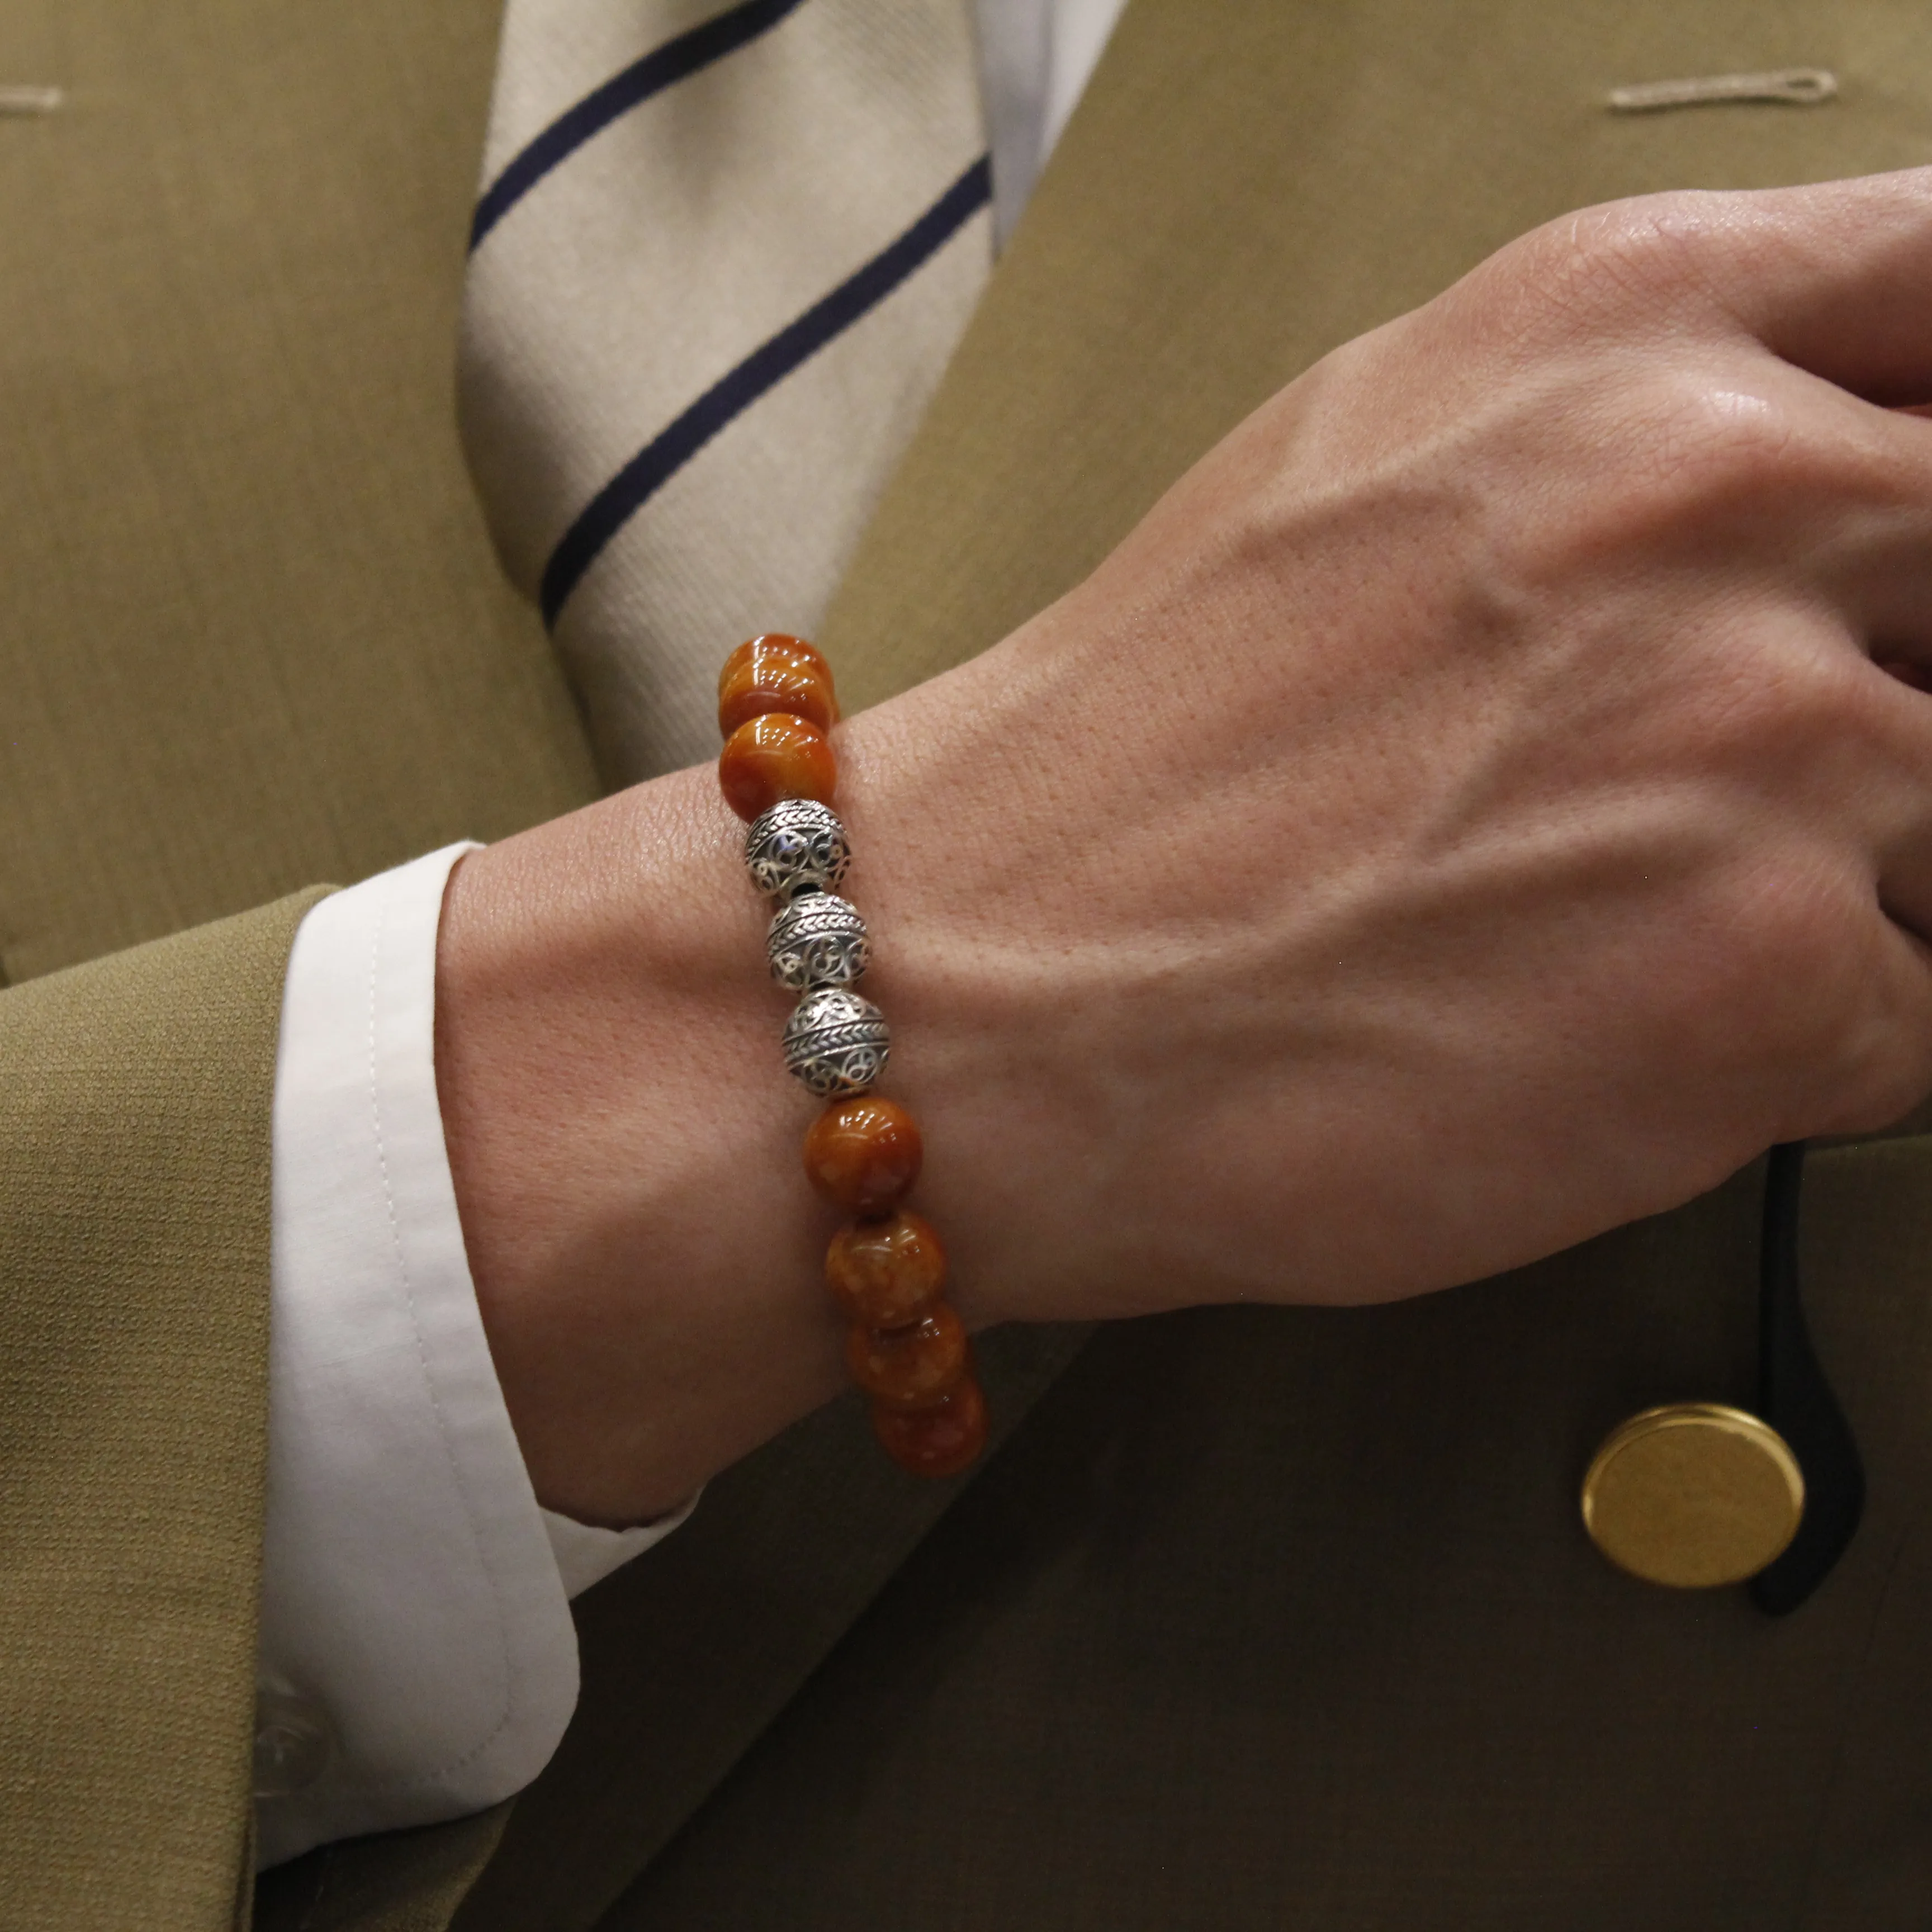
460;0;993;784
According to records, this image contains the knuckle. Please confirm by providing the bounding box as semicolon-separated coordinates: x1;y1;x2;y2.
1725;863;1843;1002
1692;641;1864;770
1666;858;1862;1078
1497;192;1729;330
1730;882;1932;1136
1806;930;1932;1133
1501;368;1864;590
1822;1036;1932;1137
1615;372;1826;529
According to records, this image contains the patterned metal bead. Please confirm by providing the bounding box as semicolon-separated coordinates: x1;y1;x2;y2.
744;798;851;899
768;892;870;989
782;988;891;1098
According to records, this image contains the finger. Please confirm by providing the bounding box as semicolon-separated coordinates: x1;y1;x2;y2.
1672;167;1932;403
1724;652;1932;1135
1799;911;1932;1139
1676;364;1932;638
1832;649;1932;950
1811;403;1932;650
1510;168;1932;405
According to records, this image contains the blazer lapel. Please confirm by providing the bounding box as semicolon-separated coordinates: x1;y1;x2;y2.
458;1;1929;1924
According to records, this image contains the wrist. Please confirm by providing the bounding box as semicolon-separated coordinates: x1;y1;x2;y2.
434;766;849;1524
432;620;1181;1523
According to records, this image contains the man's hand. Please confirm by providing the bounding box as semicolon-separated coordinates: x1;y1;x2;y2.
438;169;1932;1523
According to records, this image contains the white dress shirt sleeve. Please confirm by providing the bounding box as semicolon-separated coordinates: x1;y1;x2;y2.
254;845;690;1871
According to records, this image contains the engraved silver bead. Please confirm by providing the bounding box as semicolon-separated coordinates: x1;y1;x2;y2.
781;988;890;1097
767;892;869;990
743;798;850;900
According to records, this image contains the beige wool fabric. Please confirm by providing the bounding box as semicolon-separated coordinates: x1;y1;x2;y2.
460;0;992;785
0;893;323;1929
0;0;595;989
0;3;596;1923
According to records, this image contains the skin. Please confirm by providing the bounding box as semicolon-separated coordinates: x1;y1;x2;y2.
437;168;1932;1527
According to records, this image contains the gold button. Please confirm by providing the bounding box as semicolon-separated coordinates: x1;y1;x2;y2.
1581;1403;1803;1589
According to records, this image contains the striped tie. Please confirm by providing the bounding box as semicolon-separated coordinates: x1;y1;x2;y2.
460;0;993;785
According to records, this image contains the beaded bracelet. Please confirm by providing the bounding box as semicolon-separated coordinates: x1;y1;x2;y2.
717;635;987;1479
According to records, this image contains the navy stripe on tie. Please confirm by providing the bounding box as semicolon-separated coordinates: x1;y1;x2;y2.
539;155;993;629
470;0;811;253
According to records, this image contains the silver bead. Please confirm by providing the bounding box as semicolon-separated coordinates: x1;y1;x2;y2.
782;988;890;1097
744;798;850;899
768;892;870;990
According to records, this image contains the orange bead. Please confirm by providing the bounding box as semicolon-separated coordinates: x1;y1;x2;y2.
718;712;837;822
721;632;832;689
872;1375;988;1478
845;1304;968;1411
718;636;840;738
804;1097;924;1217
825;1210;946;1327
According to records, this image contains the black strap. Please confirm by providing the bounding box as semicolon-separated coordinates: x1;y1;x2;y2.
1749;1142;1864;1614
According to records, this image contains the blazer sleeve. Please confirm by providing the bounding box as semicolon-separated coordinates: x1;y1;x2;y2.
0;888;324;1931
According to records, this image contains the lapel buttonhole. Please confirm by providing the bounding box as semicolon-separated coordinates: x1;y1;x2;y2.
0;84;63;116
1606;68;1837;113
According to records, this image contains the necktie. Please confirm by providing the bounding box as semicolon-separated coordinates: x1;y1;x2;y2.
460;0;993;785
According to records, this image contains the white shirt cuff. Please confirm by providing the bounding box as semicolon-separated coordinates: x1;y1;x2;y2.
255;845;688;1868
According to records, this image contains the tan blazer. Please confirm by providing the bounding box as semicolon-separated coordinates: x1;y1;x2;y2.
3;2;1930;1928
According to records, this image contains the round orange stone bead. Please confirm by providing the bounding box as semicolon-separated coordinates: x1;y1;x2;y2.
872;1375;987;1478
720;632;832;688
845;1304;968;1411
718;635;840;738
804;1097;924;1218
825;1210;946;1328
718;712;837;822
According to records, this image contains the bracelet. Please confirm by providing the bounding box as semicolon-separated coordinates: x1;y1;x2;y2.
717;634;987;1479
